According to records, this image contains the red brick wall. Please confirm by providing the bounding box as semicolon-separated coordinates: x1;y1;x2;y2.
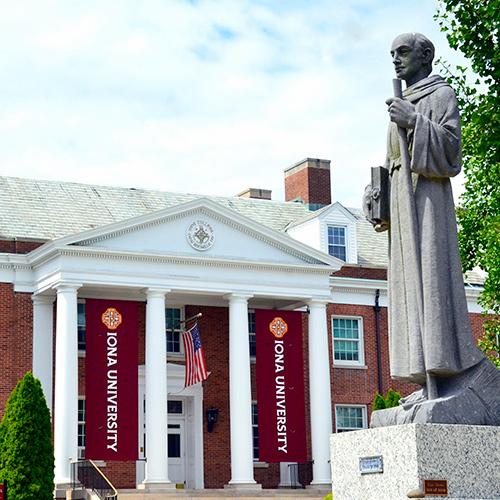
186;305;233;488
100;462;136;489
470;312;485;342
328;303;419;426
333;266;387;280
284;167;331;207
285;167;308;203
0;282;489;490
307;168;331;207
0;239;44;254
328;305;486;425
0;284;33;411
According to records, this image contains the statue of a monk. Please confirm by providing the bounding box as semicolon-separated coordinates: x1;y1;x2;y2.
366;33;500;426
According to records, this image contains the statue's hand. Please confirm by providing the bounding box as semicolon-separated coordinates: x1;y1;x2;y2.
362;184;372;219
385;97;417;129
363;184;389;232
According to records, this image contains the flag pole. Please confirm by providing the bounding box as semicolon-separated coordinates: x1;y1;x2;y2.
166;312;202;334
180;312;202;326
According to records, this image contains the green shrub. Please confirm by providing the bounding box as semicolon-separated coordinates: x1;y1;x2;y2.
323;492;333;500
372;388;401;412
386;388;401;407
372;392;386;411
0;372;54;500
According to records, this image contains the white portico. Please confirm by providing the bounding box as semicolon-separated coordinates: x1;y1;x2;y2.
3;197;341;490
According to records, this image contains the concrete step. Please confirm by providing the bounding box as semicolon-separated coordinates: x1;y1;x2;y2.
117;489;328;500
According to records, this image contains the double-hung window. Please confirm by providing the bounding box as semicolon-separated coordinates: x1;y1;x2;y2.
328;226;347;261
332;316;364;366
248;310;256;358
78;302;86;351
166;308;183;354
252;401;259;461
335;405;367;432
78;398;86;458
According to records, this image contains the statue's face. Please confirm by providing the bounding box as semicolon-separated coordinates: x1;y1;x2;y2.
390;34;426;86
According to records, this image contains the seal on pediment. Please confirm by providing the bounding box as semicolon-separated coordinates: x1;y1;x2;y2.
186;220;215;251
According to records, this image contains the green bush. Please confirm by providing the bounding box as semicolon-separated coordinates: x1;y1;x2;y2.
0;372;54;500
323;492;333;500
372;388;401;412
372;392;386;411
386;388;401;407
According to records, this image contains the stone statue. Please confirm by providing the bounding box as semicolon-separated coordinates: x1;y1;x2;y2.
365;33;500;426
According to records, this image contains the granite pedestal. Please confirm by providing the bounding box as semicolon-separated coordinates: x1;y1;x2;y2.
330;424;500;500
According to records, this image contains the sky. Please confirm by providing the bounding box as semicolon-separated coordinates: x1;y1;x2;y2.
0;0;468;207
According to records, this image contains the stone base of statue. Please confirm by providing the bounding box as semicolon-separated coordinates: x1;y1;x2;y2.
330;424;500;500
372;359;500;427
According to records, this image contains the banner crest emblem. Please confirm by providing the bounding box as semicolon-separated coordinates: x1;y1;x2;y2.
269;317;288;339
102;308;122;330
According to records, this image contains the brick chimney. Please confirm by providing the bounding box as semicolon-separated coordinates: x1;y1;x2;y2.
237;188;272;200
284;158;331;210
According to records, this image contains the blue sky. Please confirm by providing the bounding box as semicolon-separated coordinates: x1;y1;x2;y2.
0;0;467;206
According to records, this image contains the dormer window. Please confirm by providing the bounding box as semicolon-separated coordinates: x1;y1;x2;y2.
328;226;346;261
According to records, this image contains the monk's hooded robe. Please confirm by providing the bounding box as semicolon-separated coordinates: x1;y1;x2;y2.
386;74;484;384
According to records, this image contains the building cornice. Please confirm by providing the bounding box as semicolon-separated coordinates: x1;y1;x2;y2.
0;253;31;269
51;246;334;275
330;275;483;306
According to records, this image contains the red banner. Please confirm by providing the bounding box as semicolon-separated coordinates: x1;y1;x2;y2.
85;299;138;460
255;310;307;463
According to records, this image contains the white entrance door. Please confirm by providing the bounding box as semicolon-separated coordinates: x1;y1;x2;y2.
136;395;187;487
168;419;185;487
136;364;204;489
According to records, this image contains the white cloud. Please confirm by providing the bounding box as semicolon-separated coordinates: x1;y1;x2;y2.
0;0;470;206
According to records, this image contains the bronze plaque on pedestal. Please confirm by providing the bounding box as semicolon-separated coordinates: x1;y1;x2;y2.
424;479;448;496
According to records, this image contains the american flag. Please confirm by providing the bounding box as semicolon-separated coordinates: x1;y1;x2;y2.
182;323;209;388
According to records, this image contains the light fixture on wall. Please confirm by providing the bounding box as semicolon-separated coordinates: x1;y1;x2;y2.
206;407;219;433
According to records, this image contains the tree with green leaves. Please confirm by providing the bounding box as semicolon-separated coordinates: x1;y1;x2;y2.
0;372;54;500
435;0;500;367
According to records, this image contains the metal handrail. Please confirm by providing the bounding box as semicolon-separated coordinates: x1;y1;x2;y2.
71;460;118;500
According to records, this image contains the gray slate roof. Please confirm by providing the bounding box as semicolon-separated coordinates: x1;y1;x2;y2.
0;176;310;240
349;207;388;267
0;176;483;284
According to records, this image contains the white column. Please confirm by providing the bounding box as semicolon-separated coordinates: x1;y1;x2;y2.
54;284;80;486
308;300;333;485
226;293;258;487
32;294;55;412
143;288;173;488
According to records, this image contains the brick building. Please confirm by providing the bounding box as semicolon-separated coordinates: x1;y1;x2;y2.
0;158;484;493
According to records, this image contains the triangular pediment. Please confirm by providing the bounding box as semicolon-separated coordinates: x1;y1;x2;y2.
287;202;357;229
34;198;342;269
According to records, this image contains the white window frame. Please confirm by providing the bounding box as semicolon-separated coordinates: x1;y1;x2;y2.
334;404;368;433
77;300;86;354
327;225;347;261
251;401;259;461
78;397;86;459
166;306;185;358
331;315;365;367
248;309;256;361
